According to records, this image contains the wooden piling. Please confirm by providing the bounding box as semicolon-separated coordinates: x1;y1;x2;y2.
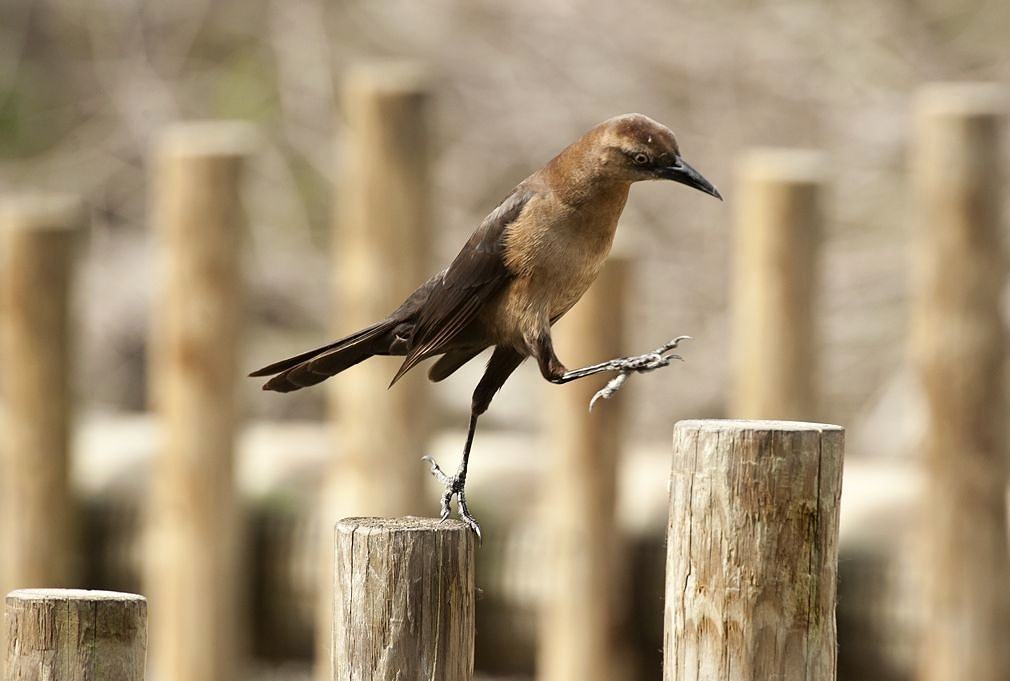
146;122;254;681
333;518;475;681
0;195;80;602
5;589;147;681
318;61;433;679
538;257;628;681
730;150;825;419
910;83;1010;681
665;420;844;680
0;196;80;681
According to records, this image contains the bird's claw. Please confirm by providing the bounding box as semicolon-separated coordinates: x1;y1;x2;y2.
421;455;482;543
589;372;628;411
456;490;482;543
422;455;451;484
588;336;691;411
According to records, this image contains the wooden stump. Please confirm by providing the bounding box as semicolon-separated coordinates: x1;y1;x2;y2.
333;518;475;681
911;82;1010;681
5;589;146;681
664;420;844;681
730;150;825;419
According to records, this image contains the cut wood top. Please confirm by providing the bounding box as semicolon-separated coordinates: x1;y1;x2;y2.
7;589;146;603
337;516;469;535
675;419;844;433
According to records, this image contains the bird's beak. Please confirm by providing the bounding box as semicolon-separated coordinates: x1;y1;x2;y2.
661;157;722;200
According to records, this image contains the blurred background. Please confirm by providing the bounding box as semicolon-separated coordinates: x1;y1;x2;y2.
1;0;1009;679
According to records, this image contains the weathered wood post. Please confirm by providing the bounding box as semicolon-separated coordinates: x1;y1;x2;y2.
538;257;628;681
146;122;254;681
333;518;475;681
0;196;81;679
0;196;80;587
0;193;80;674
665;420;844;680
730;150;825;419
5;589;147;681
910;83;1010;681
318;61;433;679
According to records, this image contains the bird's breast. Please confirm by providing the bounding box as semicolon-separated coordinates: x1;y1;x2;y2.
490;186;628;347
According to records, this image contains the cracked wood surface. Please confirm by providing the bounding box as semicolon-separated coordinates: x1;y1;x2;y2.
334;517;475;681
664;420;844;681
4;589;147;681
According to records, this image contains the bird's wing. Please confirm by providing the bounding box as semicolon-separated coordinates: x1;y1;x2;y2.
389;186;535;385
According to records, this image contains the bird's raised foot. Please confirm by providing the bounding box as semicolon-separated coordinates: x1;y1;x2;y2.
589;335;692;411
421;455;483;542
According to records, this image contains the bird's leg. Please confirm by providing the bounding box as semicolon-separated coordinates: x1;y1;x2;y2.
538;335;691;410
422;347;524;542
422;410;482;541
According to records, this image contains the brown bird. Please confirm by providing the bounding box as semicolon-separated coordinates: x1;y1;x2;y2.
251;113;721;537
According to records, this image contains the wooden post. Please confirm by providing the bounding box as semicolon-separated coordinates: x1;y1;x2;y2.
910;83;1010;681
538;257;628;681
318;61;433;680
665;420;844;680
5;589;146;681
333;518;475;681
0;196;81;678
146;122;254;681
730;150;825;419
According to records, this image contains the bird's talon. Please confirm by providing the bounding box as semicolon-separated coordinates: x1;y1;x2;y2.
664;335;692;352
457;494;483;544
422;455;453;485
588;372;630;411
425;456;482;540
588;389;608;412
464;518;483;544
585;336;692;409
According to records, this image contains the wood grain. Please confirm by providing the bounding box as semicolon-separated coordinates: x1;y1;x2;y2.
333;517;475;681
664;420;844;681
5;589;146;681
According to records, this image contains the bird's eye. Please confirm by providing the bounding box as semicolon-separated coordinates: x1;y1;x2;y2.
633;152;650;166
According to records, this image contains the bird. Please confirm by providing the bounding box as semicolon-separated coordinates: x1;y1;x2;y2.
251;113;722;538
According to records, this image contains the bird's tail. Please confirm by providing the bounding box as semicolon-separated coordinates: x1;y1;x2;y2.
250;319;397;393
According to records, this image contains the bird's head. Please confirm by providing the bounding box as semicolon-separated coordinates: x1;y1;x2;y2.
590;113;722;200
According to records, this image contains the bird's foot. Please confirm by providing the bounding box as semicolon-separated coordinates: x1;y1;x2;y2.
589;335;691;411
421;455;482;542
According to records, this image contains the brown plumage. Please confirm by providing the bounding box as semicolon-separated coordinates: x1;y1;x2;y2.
251;113;721;536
